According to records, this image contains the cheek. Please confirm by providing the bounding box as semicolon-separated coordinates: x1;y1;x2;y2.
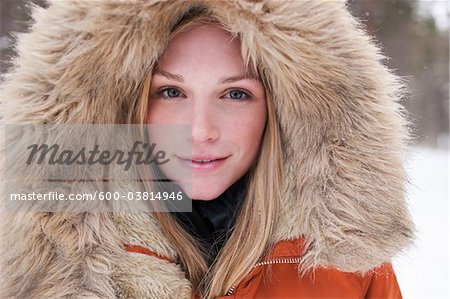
227;103;267;154
147;101;178;124
146;100;159;124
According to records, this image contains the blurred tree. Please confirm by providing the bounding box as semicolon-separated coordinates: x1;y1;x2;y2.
349;0;449;148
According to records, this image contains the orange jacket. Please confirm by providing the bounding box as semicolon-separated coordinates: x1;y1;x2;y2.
126;236;402;298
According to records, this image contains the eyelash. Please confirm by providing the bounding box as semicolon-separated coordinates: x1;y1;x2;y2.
156;87;252;102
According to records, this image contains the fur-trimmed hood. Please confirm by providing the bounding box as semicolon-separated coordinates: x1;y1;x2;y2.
1;0;415;298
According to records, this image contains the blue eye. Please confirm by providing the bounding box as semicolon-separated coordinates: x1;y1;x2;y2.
155;87;251;101
158;87;182;99
225;89;251;101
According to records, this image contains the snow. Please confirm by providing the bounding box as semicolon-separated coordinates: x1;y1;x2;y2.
418;0;449;31
393;146;449;298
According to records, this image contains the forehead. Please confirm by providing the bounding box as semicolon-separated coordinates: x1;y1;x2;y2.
159;25;241;64
155;24;259;80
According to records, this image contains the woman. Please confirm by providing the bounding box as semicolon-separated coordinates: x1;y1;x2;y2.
0;0;415;298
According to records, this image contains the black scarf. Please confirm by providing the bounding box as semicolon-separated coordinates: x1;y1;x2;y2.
172;173;249;266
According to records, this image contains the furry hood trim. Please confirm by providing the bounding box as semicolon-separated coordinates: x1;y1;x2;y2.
1;0;415;297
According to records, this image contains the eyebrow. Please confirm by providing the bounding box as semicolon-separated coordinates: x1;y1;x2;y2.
154;69;259;84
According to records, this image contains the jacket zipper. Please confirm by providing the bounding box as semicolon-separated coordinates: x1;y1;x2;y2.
225;257;304;296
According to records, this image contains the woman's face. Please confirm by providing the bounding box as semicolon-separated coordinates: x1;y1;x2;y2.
147;24;267;200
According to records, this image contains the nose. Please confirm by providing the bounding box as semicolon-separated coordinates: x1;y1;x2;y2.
189;102;220;144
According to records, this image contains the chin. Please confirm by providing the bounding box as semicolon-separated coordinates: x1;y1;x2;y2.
191;189;226;201
191;196;216;201
180;182;227;201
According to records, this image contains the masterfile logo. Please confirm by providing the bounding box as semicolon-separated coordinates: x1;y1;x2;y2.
3;124;194;213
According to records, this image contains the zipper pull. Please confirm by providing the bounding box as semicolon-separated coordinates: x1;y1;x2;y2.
225;284;237;296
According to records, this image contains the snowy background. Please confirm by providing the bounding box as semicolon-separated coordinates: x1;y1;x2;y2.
393;146;449;298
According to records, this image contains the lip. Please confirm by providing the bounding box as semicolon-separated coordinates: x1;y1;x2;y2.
176;155;230;174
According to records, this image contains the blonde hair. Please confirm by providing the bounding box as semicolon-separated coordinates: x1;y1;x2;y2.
130;9;283;299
